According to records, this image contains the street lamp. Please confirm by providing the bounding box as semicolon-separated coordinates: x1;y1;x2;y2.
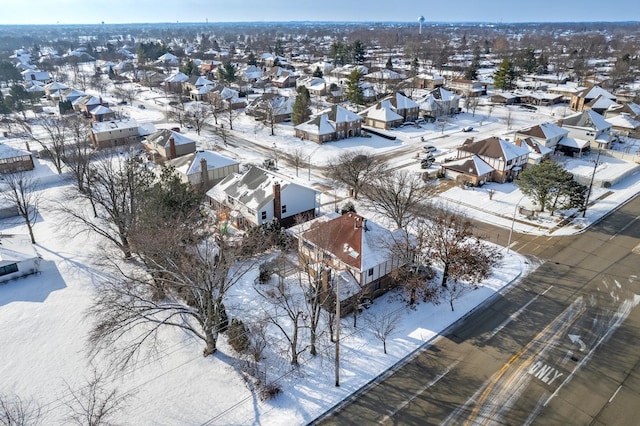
507;194;527;254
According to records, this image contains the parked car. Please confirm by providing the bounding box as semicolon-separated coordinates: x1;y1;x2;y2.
138;104;145;109
423;145;437;153
462;126;473;132
171;127;180;132
519;104;537;111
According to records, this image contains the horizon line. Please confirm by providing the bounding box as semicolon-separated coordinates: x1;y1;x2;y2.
0;19;639;27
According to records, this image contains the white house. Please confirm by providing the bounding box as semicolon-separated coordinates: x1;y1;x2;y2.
206;166;320;228
0;235;41;283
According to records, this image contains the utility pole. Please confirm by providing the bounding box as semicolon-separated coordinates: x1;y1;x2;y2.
335;274;340;387
582;147;602;218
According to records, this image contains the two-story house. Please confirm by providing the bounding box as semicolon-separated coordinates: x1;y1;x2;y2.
295;105;363;143
297;212;406;315
206;166;320;228
143;129;196;162
513;122;569;150
559;110;613;150
456;136;529;183
90;118;140;149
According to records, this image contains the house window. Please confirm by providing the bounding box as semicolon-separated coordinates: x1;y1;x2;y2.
0;263;19;276
261;211;267;220
281;205;287;213
368;268;374;276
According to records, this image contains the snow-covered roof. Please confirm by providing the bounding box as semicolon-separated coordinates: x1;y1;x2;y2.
606;113;640;130
167;150;239;176
558;136;590;149
516;122;568;141
295;114;336;136
443;155;494;177
91;118;138;134
0;234;40;265
562;110;612;131
164;72;189;83
460;137;529;162
0;143;31;160
361;100;403;122
89;105;113;115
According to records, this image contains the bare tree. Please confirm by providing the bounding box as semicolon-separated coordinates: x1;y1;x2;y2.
63;370;130;426
224;106;240;131
0;394;42;426
362;169;436;229
288;148;306;177
60;157;154;258
184;103;212;135
253;252;307;366
327;151;387;200
365;309;401;354
89;224;272;369
419;209;502;310
20;116;70;174
62;116;94;193
112;84;137;105
214;124;231;146
0;172;41;244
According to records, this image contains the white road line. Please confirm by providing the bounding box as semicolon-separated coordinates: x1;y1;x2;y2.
484;285;553;342
608;215;640;240
609;385;622;403
378;360;460;424
544;297;639;406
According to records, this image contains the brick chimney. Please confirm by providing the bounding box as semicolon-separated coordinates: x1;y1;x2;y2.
168;137;176;159
200;157;209;189
272;181;282;221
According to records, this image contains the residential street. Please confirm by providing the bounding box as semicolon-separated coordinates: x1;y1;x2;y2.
315;194;640;425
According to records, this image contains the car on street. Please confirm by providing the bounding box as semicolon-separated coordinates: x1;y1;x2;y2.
462;126;473;132
423;145;437;153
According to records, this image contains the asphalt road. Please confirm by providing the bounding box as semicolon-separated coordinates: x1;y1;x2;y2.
315;194;640;425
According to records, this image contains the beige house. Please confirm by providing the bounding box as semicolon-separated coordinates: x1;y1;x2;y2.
166;150;240;191
456;137;529;183
143;129;196;161
295;105;362;143
90;118;139;149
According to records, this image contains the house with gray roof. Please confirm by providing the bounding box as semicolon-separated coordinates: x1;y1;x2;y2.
166;150;240;191
295;105;362;143
559;110;613;149
206;166;320;228
143;129;196;161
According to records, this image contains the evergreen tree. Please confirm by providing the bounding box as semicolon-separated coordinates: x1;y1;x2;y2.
181;59;198;77
515;48;538;74
312;66;323;78
292;86;312;125
247;51;257;66
493;58;516;90
515;160;586;214
218;61;237;84
351;40;366;64
465;55;480;80
346;69;364;105
411;57;420;75
385;57;394;69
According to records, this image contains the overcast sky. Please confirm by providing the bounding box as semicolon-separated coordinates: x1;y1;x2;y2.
0;0;637;25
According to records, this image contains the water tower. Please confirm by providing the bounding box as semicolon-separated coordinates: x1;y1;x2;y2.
418;15;425;34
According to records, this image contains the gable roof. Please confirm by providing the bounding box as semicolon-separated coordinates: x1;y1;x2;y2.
166;150;239;176
516;122;568;140
360;99;403;122
390;92;419;110
562;110;612;131
326;105;362;124
459;136;529;161
301;213;399;272
606;113;640;130
442;155;494;177
145;129;195;149
207;166;318;212
295;114;336;136
515;137;553;157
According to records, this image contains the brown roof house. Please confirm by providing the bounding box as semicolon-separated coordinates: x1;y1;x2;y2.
295;105;363;143
297;212;407;315
456;136;529;183
440;155;494;187
246;93;295;123
143;129;196;162
206;166;320;229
